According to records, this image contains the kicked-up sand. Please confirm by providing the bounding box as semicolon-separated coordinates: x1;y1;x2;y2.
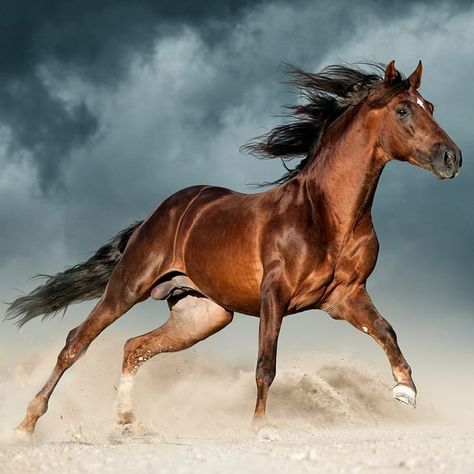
0;336;473;474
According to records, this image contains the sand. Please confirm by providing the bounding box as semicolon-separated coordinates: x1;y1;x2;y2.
0;337;473;474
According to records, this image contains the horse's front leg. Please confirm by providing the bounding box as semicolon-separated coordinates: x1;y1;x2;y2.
327;286;416;408
252;279;287;428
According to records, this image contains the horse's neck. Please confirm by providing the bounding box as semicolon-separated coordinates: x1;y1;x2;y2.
301;113;385;234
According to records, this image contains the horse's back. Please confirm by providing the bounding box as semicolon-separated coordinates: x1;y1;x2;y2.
117;185;263;313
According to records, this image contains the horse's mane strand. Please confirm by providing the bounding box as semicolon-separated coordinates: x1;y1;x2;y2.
242;62;408;186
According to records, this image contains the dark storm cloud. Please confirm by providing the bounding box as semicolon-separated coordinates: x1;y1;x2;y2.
1;78;97;189
0;1;268;81
1;0;472;192
0;0;271;191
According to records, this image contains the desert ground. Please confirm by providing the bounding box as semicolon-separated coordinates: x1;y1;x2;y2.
1;336;473;474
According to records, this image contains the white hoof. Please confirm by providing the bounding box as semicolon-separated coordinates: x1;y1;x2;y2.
393;384;416;408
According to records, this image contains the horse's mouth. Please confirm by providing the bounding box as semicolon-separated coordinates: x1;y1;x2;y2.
431;164;460;180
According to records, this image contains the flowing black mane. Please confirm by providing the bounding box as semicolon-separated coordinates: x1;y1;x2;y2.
242;62;409;186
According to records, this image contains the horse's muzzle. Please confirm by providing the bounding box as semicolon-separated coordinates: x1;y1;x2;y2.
431;144;462;179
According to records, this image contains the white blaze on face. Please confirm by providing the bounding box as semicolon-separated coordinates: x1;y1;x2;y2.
416;97;425;110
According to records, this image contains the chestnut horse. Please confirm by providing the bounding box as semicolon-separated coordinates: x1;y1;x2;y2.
6;60;461;436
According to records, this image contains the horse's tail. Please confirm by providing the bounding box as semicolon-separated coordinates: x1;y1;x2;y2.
5;220;143;328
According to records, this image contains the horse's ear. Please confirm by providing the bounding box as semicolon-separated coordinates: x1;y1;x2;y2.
384;60;398;84
408;60;423;90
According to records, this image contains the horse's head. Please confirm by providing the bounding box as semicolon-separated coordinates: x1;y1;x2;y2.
375;60;462;179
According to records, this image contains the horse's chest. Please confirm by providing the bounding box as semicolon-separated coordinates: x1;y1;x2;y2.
332;227;379;284
289;226;379;312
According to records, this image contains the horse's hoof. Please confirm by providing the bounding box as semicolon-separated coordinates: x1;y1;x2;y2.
256;425;280;443
117;411;135;426
393;384;416;408
121;421;147;436
9;428;34;445
109;419;150;443
250;415;280;442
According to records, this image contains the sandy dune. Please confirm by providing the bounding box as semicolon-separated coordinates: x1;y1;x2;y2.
0;338;472;473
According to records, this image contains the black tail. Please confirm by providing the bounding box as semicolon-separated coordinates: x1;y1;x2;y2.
5;220;143;327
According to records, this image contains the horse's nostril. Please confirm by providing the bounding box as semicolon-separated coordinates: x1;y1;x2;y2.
444;151;455;168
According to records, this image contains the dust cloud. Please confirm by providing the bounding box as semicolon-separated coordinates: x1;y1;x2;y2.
1;336;430;444
1;336;473;473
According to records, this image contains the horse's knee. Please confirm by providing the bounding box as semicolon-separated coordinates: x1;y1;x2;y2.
256;359;276;388
374;319;398;344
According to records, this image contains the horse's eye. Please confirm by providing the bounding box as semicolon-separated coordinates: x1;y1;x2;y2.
397;108;408;117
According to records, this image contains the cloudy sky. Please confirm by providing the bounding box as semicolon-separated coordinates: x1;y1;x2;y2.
0;0;473;388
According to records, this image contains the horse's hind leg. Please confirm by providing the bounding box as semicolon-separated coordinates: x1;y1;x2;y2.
116;293;233;427
15;271;152;435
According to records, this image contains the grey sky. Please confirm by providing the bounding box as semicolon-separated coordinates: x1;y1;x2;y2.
0;0;472;376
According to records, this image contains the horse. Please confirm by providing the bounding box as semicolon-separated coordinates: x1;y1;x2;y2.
6;60;462;436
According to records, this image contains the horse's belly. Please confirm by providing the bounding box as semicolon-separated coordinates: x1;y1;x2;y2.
184;253;263;316
182;222;263;315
